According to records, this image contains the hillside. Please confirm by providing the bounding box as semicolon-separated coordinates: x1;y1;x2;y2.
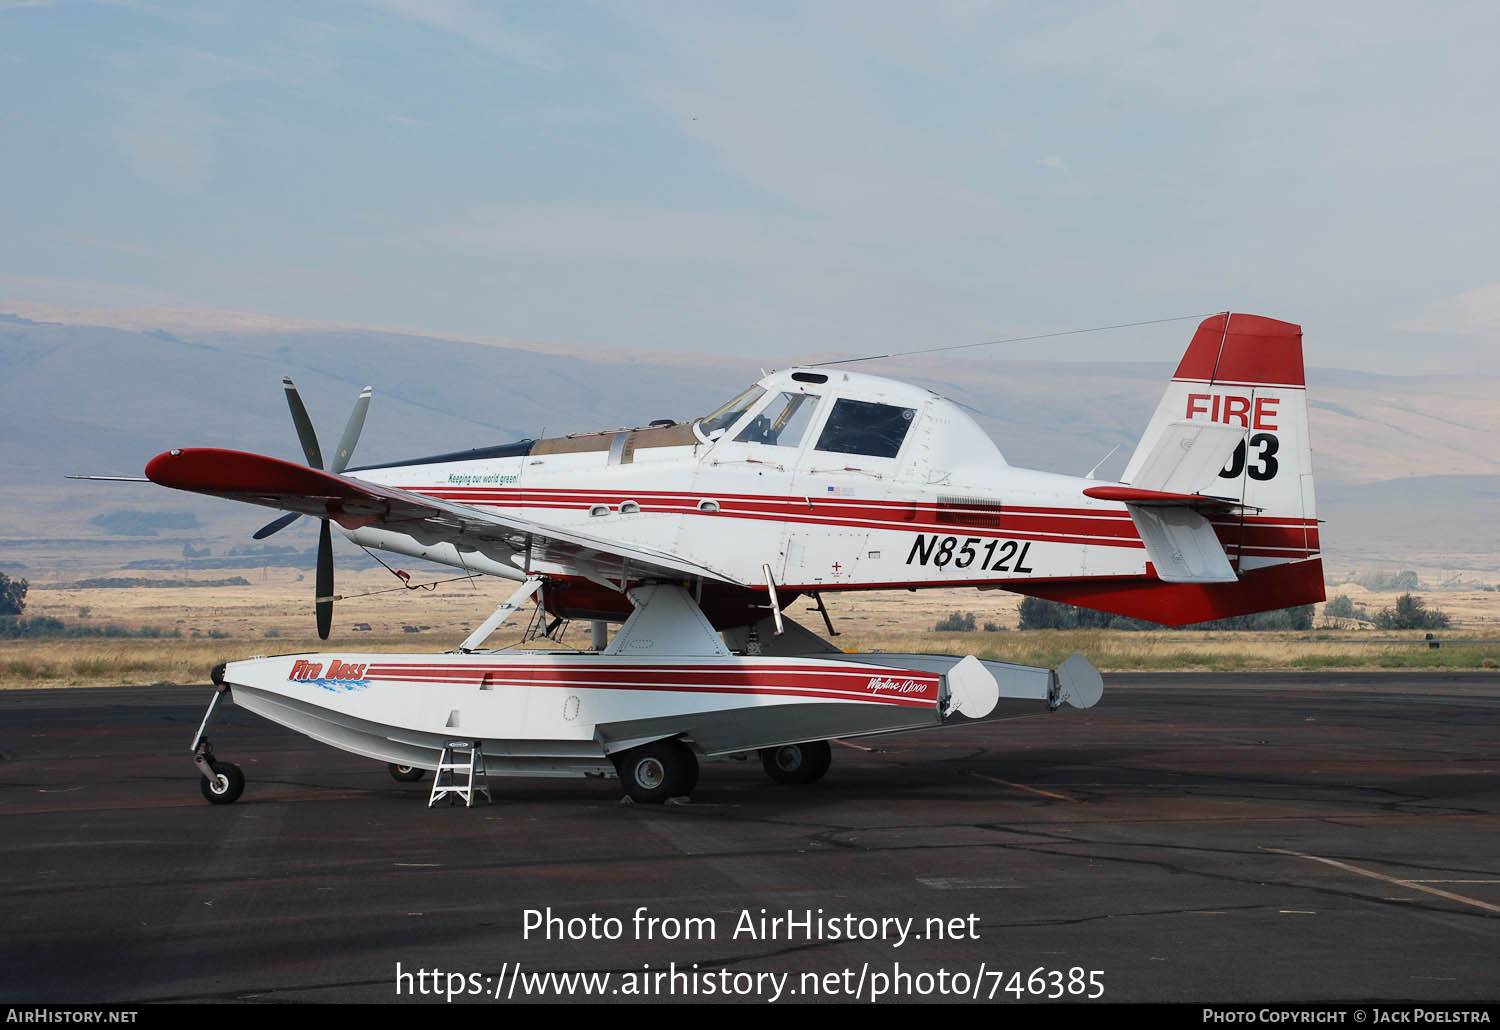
3;307;1497;586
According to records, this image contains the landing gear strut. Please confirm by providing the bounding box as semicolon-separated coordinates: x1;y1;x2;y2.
192;665;245;805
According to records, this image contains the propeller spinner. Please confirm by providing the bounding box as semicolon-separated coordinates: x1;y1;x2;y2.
253;377;371;639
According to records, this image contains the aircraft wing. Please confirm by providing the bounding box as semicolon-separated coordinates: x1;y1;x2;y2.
145;448;742;587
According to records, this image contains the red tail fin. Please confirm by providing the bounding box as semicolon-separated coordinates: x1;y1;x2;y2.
1013;313;1324;626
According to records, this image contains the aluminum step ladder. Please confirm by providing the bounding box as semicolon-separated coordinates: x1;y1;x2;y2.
428;740;491;807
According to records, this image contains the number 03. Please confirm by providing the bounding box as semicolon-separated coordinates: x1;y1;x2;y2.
1219;432;1279;481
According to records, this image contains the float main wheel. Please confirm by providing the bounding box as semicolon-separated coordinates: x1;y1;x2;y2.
615;739;696;803
760;740;832;784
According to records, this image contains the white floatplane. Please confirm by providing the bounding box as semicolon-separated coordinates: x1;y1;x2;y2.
148;313;1317;803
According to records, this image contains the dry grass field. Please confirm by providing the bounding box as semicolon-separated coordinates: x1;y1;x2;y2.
4;568;1499;689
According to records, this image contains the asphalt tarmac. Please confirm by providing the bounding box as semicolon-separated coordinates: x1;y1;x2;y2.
1;673;1496;1004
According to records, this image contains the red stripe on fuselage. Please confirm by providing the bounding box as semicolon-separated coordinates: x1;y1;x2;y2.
385;485;1319;558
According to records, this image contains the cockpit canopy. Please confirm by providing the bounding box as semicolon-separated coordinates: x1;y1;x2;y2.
700;376;918;460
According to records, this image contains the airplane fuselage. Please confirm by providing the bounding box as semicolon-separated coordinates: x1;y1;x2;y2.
341;364;1319;626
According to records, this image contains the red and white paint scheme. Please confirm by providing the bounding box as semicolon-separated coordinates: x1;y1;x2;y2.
216;584;1103;798
152;312;1320;804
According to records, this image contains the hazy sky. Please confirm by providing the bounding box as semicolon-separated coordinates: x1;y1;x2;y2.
3;1;1498;372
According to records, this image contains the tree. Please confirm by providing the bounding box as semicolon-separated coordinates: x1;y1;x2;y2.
1357;569;1421;592
0;572;27;617
1018;596;1076;629
1019;593;1312;631
1375;593;1450;630
1325;594;1371;622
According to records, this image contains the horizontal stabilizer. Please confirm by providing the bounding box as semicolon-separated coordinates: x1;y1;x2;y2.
1127;420;1245;496
1129;504;1236;583
1082;485;1243;509
1098;418;1245;582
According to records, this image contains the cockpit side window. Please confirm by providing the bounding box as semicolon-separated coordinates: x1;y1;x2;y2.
700;385;766;436
733;392;820;448
814;399;916;459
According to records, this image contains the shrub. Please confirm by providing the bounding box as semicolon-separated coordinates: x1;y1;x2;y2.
1018;596;1075;629
0;572;26;617
0;617;181;639
1355;569;1420;592
1325;594;1371;622
934;612;977;632
1374;594;1450;630
1018;594;1312;631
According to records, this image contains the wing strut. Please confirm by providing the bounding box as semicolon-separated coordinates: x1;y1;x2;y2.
762;563;785;636
809;591;840;637
457;576;544;653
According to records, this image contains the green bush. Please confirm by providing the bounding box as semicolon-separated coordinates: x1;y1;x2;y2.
934;612;977;632
1373;594;1450;630
0;572;26;617
1018;594;1313;631
1325;594;1371;621
0;616;182;639
1355;569;1420;592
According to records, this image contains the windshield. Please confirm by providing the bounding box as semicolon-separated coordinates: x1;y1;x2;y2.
734;391;820;447
700;384;766;435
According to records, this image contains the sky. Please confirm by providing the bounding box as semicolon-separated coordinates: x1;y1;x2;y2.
2;0;1498;372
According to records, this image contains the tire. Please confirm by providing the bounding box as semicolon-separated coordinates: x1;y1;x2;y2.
678;747;701;796
760;740;832;784
614;739;695;803
388;763;427;783
199;761;245;805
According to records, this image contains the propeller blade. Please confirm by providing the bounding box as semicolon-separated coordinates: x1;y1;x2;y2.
330;386;371;474
282;376;324;470
252;511;302;540
315;518;333;640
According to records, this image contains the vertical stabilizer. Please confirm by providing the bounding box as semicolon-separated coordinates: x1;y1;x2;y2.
1122;313;1319;573
1017;313;1323;625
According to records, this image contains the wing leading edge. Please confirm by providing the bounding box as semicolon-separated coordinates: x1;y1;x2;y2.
145;448;742;588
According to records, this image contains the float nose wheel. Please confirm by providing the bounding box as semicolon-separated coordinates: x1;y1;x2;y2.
199;758;245;804
193;734;246;805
